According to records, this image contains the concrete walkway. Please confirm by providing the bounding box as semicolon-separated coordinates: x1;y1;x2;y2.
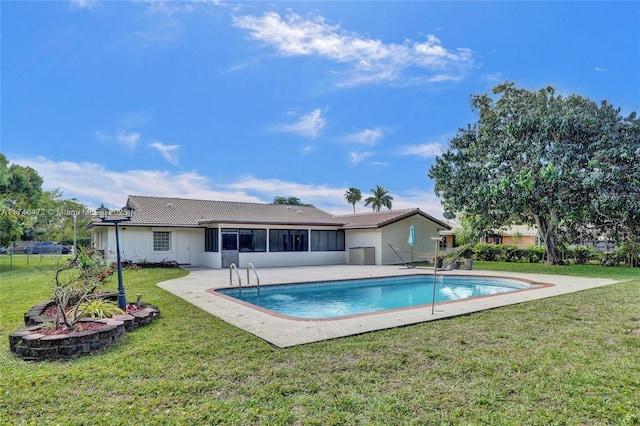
157;265;620;348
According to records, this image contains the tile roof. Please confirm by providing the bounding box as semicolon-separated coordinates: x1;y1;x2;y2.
125;195;346;226
337;208;449;229
87;196;449;230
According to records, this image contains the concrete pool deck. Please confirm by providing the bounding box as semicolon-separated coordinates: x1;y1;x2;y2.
157;265;621;348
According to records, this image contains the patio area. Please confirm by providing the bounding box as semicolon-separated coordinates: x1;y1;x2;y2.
157;265;620;348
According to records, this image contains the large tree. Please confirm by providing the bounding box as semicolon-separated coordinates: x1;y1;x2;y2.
35;189;91;243
344;187;362;214
428;82;639;265
583;107;640;265
364;186;393;212
0;154;43;246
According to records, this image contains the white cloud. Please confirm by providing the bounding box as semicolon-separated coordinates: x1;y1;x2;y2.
132;21;180;45
149;141;180;165
218;62;249;74
349;152;373;165
595;67;607;72
70;0;101;10
225;175;342;201
116;130;140;148
145;0;195;16
14;152;451;220
12;156;263;210
400;142;446;158
94;130;111;142
11;156;446;217
388;189;445;220
233;12;474;87
484;72;504;84
275;108;326;139
343;128;383;147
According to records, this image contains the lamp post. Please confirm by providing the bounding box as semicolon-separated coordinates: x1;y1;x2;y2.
97;203;134;310
431;236;442;315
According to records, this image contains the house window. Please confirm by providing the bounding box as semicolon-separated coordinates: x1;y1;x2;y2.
269;229;308;252
239;229;266;252
440;237;448;250
222;233;237;250
205;228;218;252
153;231;171;252
311;230;345;251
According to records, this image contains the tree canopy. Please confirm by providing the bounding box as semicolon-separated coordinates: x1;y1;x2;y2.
428;82;640;264
364;186;393;212
0;154;43;246
0;154;91;247
272;196;313;207
344;187;362;214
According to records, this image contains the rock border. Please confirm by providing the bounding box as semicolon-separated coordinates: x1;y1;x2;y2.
10;300;160;361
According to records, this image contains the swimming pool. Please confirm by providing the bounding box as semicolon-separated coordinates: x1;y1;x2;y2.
215;274;534;319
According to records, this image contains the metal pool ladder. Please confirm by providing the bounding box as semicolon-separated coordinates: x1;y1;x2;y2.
229;263;242;287
246;263;260;292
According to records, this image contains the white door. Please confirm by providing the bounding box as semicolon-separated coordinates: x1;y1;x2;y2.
176;231;191;265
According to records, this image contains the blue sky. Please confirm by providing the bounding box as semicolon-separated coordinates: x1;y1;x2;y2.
3;1;639;218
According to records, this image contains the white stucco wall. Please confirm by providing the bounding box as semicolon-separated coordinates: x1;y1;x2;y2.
381;216;442;265
344;215;444;266
92;214;445;268
94;225;347;268
202;252;221;269
345;229;382;264
95;226;205;265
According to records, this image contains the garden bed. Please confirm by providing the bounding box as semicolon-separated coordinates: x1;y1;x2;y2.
10;299;160;361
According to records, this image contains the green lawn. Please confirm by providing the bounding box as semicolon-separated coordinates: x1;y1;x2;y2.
1;255;639;425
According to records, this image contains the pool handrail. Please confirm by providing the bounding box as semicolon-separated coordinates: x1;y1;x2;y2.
229;263;242;287
246;263;260;292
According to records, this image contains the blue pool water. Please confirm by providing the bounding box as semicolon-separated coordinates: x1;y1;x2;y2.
216;275;532;319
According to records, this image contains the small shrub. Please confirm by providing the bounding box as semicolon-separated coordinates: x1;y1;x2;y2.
68;299;124;320
619;241;640;267
498;244;520;262
457;245;474;259
572;246;598;265
523;246;546;263
473;243;502;261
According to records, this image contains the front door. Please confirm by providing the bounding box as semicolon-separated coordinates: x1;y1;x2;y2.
176;231;191;265
221;231;238;268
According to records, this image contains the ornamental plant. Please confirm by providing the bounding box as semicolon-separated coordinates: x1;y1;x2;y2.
68;299;124;319
44;247;117;330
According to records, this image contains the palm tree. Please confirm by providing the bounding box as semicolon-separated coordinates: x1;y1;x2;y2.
364;185;393;212
344;187;362;214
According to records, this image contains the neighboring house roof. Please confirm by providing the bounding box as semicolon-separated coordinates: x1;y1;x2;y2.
86;195;449;230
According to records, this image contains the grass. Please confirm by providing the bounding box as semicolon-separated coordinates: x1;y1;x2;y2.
1;255;639;425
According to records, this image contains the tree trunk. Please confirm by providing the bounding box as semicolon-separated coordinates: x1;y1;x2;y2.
544;231;563;265
534;212;563;265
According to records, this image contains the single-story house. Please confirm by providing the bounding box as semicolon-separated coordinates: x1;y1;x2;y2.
440;222;540;249
86;195;450;269
483;225;539;247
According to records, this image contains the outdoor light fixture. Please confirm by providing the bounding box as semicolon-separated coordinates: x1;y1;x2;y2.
97;203;135;310
97;203;109;221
